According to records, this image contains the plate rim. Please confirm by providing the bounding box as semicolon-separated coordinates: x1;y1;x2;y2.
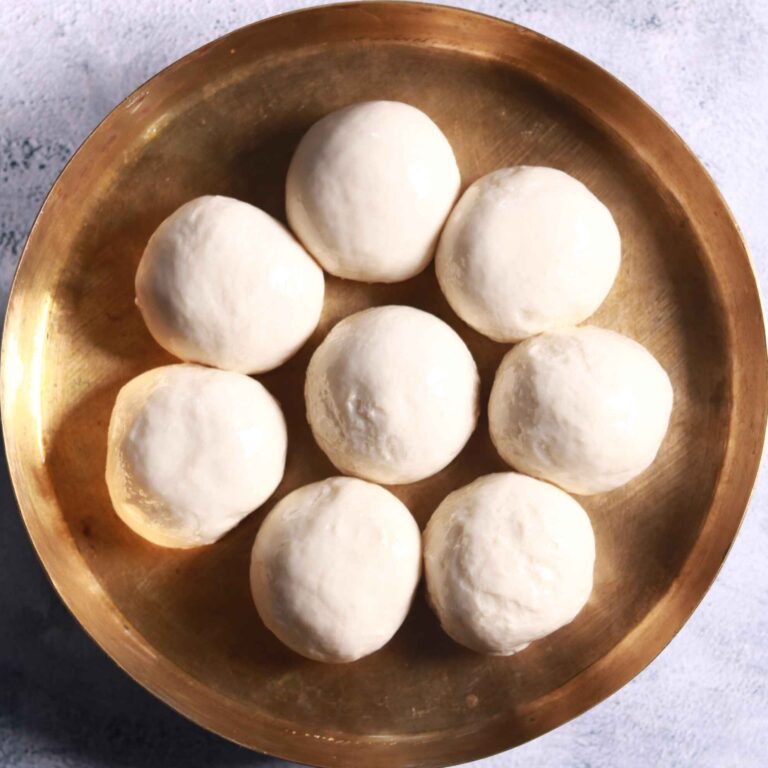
2;2;766;766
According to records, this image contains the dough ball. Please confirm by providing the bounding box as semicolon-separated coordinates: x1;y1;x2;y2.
489;326;673;495
305;306;479;484
250;476;421;662
424;472;595;655
106;364;287;548
286;101;460;283
436;166;620;341
136;195;324;374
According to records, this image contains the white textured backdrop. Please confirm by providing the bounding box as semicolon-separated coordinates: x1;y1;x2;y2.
1;2;766;767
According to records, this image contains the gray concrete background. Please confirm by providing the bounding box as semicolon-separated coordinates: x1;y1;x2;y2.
1;1;766;766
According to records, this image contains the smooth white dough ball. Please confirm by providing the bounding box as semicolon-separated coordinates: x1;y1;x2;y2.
136;195;324;374
305;306;480;484
286;101;461;283
436;166;621;341
424;472;595;655
489;326;673;495
250;477;421;662
106;364;287;548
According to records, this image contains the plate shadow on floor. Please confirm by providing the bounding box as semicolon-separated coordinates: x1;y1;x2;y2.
0;436;290;768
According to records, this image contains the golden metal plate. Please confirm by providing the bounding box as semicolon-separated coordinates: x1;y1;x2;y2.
2;3;766;766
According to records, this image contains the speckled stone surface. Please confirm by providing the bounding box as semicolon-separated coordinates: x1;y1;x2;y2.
1;1;766;766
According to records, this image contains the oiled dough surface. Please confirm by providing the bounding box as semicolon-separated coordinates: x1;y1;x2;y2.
106;364;287;548
489;326;673;494
424;472;595;655
250;476;421;663
436;166;620;341
136;195;324;374
287;101;460;283
305;305;480;484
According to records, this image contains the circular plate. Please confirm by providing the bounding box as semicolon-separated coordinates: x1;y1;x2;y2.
2;3;766;766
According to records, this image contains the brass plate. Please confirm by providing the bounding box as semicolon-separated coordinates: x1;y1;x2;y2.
2;3;766;766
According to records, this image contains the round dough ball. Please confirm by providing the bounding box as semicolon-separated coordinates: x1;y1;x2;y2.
136;195;324;374
286;101;460;283
436;166;620;341
305;306;479;484
250;476;421;662
489;326;673;495
424;472;595;655
106;364;287;548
